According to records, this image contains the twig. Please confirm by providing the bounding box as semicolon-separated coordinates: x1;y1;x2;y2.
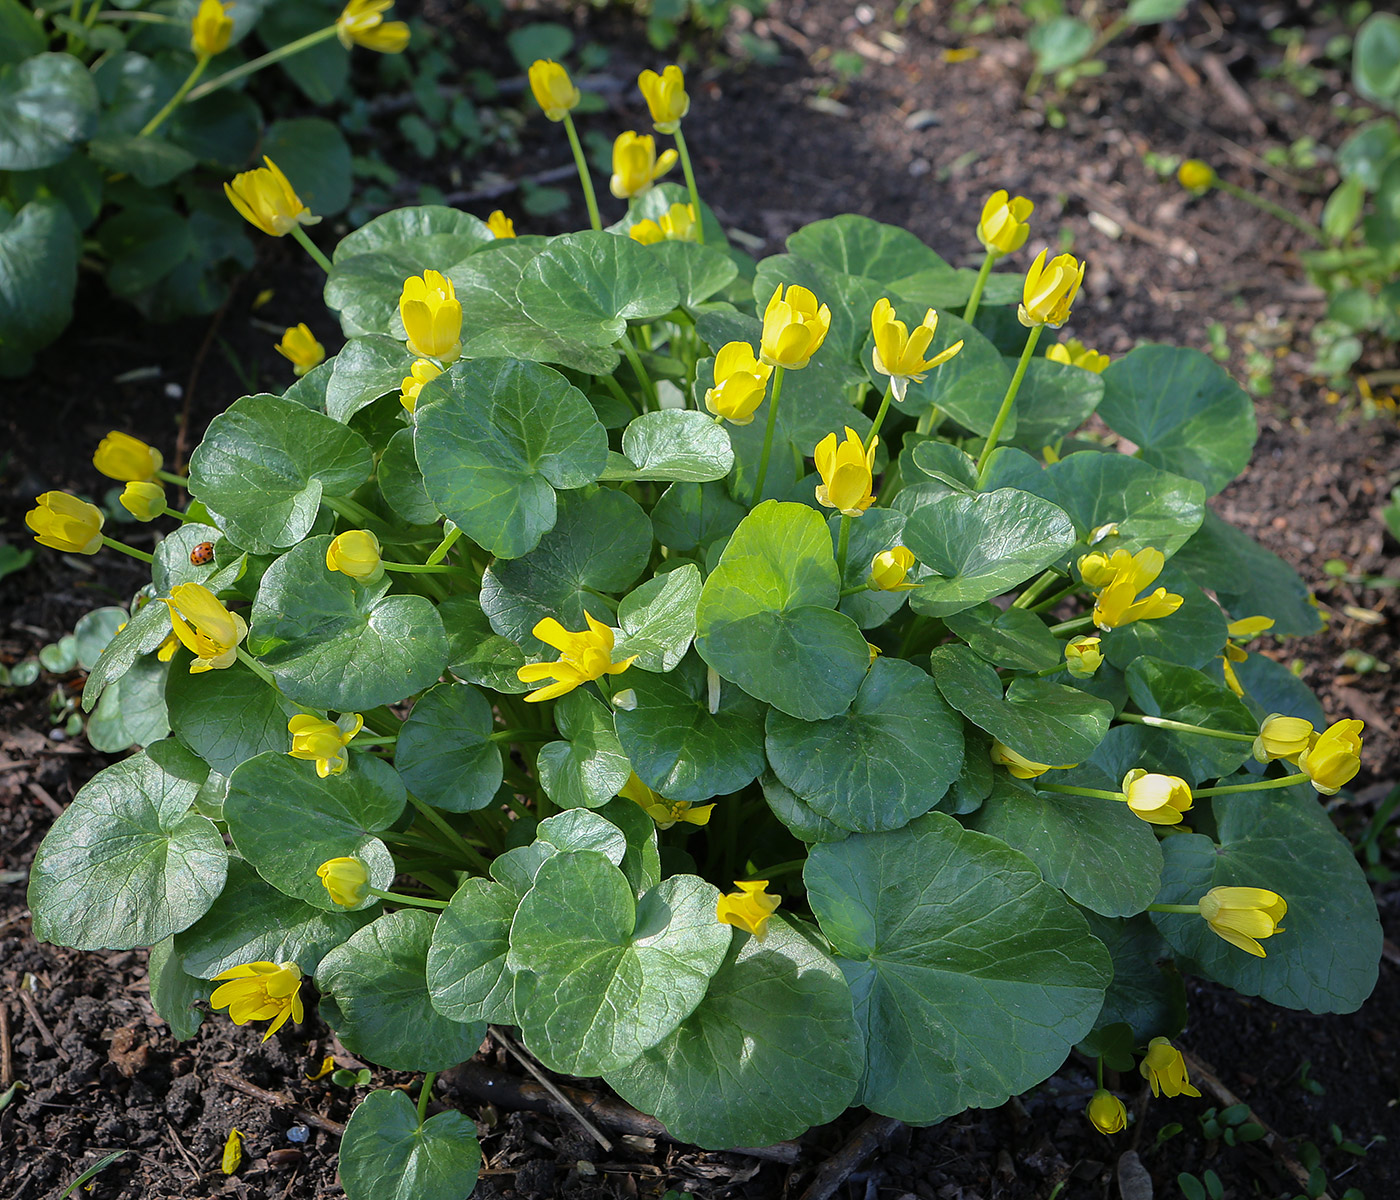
487;1027;613;1152
0;1001;12;1088
174;290;235;473
212;1068;346;1137
798;1115;906;1200
164;1116;204;1179
17;987;70;1062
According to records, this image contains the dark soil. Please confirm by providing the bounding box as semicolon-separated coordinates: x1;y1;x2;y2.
3;1;1399;1198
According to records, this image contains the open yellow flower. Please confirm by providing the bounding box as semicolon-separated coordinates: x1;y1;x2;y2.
1297;718;1363;795
1139;1038;1201;1098
1120;769;1193;826
704;341;772;425
977;189;1033;256
814;427;877;517
629;219;664;246
760;284;831;369
289;713;363;777
486;210;515;238
1064;635;1103;678
517;613;637;703
120;481;166;522
1018;248;1086;328
870;298;963;400
94;431;162;482
529;59;580;122
658;202;698;241
26;492;104;554
869;546;916;591
325;530;383;583
275;323;325;376
1087;1089;1126;1134
716;880;780;940
317;856;370;906
399;271;461;362
1046;338;1109;373
1253;714;1314;763
165;582;247;673
638;65;689;133
1198;886;1286;958
225;157;319;238
336;0;410;53
210;961;304;1040
399;358;442;413
610;131;677;199
190;0;234;58
1090;547;1183;632
619;773;714;830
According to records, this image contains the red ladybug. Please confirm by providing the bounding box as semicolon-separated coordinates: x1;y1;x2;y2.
190;542;215;566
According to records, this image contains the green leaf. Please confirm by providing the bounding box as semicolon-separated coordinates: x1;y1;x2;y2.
396;683;503;813
614;651;766;804
28;748;227;951
166;662;296;776
74;607;128;671
326;336;416;423
763;773;849;844
1077;912;1186;1058
806;812;1110;1122
0;0;45;65
223;751;404;912
147;936;207;1041
651;481;745;553
1100;346;1256;496
1352;13;1400;108
0;53;98;170
1337;120;1400;191
426;876;519;1025
904;488;1076;617
339;1088;481;1200
929;643;1113;764
86;652;169;752
600;410;734;483
1124;657;1257;782
250;535;448;712
1102;575;1226;672
614;564;702;673
82;596;170;710
652;240;739;307
1151;789;1382;1014
167;90;260;172
1044;452;1206;558
944;603;1063;671
188;394;373;553
86;135;196;186
258;0;348;104
695;501;870;721
439;594;528;695
1006;358;1105;450
536;689;633;810
966;777;1163;916
414;358;609;559
152;523;246;595
263;117;352;217
507;853;730;1075
516;230;680;346
318;910;486;1072
96;203;192;299
491;809;633;896
608;916;864;1148
833;509;910;631
0;198;79;375
596;797;663;895
1232;653;1325;729
765;657;964;832
379;427;439;524
1125;0;1188;23
1029;16;1095;72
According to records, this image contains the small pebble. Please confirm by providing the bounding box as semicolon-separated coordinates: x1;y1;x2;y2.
286;1125;310;1143
165;382;183;399
49;729;66;742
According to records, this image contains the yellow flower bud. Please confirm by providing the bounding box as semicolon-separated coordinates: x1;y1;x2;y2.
1296;718;1363;795
486;210;516;238
224;157;320;238
760;284;831;370
870;297;963;400
517;613;637;703
94;431;163;482
335;0;410;53
1198;885;1286;957
290;713;363;778
210;960;304;1040
529;59;581;122
716;880;780;941
1139;1038;1201;1099
814;427;877;517
399;270;462;362
1045;338;1109;373
316;856;370;906
274;323;325;377
399;358;442;414
1177;159;1215;191
1064;635;1103;678
989;741;1076;779
190;0;234;58
658;201;698;242
1252;714;1314;763
704;341;772;426
1087;1089;1126;1134
26;492;105;555
1018;247;1086;329
325;530;383;583
638;65;690;134
976;189;1033;256
609;131;677;200
120;481;166;522
629;219;665;246
1120;768;1193;825
869;546;916;591
165;582;247;673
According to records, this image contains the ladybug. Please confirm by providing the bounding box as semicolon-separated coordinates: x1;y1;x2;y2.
190;542;215;566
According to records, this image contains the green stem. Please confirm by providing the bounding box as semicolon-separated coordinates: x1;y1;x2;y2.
1029;581;1083;613
138;56;208;138
1011;568;1061;610
1037;782;1124;802
616;337;658;411
425;524;461;566
158;505;202;525
156;469;188;486
323;494;379;526
1116;713;1256;743
752;365;786;504
962;250;997;326
1085;13;1132;60
291;225;333;274
1096;1057;1104;1089
405;791;492;873
1049;614;1094;636
100;536;153;563
1147;903;1201;915
380;560;455;574
234;647;282;692
752;858;806;879
976;324;1042;480
97;8;179;22
835;514;852;581
562;112;602;232
1214;178;1326;243
839;583;872;598
367;887;448;910
417;1072;437;1125
489;729;556;743
602;371;642;416
1192;774;1310;797
866;381;895;447
186;24;340;102
673;127;704;246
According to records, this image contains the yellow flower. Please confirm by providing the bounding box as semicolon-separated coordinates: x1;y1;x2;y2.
120;481;166;522
716;880;780;941
486;210;515;238
629;219;665;245
399;358;442;413
1227;615;1275;638
870;297;964;400
325;530;383;583
1178;159;1215;191
1252;714;1315;764
1064;635;1103;678
516;613;637;703
638;64;689;133
1018;247;1086;328
704;341;772;425
977;189;1034;256
619;773;714;830
1045;338;1109;373
1198;886;1286;958
1076;549;1120;588
26;492;104;555
165;582;247;673
1120;769;1193;826
814;427;877;517
1090;547;1183;632
156;631;179;662
210;961;304;1040
609;131;677;200
1297;718;1363;795
529;59;580;122
94;431;163;482
225;157;319;238
659;201;698;241
869;546;916;590
399;271;462;362
760;284;831;369
190;0;234;58
316;855;370;905
1220;644;1246;698
289;713;364;778
275;323;325;377
335;0;410;52
990;741;1051;779
1087;1089;1126;1134
1139;1038;1201;1099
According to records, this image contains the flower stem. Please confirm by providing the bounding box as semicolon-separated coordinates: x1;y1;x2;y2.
752;365;786;504
1213;178;1325;244
752;858;806;878
1049;614;1094;636
976;324;1042;481
405;791;491;873
235;647;282;692
1192;774;1310;797
616;336;658;411
425;523;461;566
186;23;340;102
962;250;997;327
562;112;602;232
417;1072;437;1124
839;583;871;598
367;887;448;911
380;560;455;574
866;381;895;447
100;536;153;563
673;127;704;246
1030;581;1083;613
323;494;379;526
138;55;208;138
602;370;642;416
156;469;189;486
835;514;852;580
1037;782;1124;802
1011;567;1062;610
291;225;333;274
1116;713;1256;743
1147;903;1201;915
489;729;556;744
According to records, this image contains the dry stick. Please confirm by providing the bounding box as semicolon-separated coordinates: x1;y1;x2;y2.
174;290;236;472
797;1114;905;1200
487;1027;613;1152
17;987;69;1062
164;1116;204;1179
1179;1050;1332;1200
212;1068;346;1137
0;1000;12;1088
